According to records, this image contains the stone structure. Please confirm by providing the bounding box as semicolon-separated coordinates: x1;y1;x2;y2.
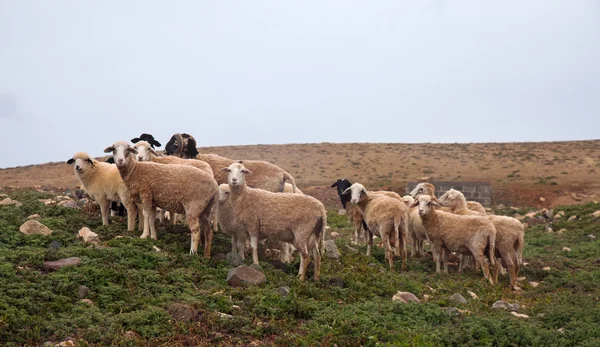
405;181;492;206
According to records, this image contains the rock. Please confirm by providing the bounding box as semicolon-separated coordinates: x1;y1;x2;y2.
75;189;86;199
571;193;582;201
510;312;529;318
167;303;196;322
0;197;22;206
217;312;233;319
418;176;431;181
557;228;567;234
324;240;341;259
27;214;41;220
539;197;546;202
152;246;161;253
19;220;53;236
77;227;99;243
543;266;551;271
546;226;554;233
392;291;420;303
124;331;141;340
517;276;526;281
267;259;289;273
562;247;571;252
278;286;290;297
80;299;93;306
496;204;505;209
568;215;578;222
524;212;537;219
58;200;80;209
449;293;468;304
529;281;539;288
329;277;345;288
211;253;227;261
467;291;479;299
554;211;565;220
226;252;244;267
226;265;267;287
330;231;340;238
77;285;90;299
592;210;600;218
38;199;56;205
44;257;82;271
345;245;359;254
492;300;520;312
55;340;75;347
47;240;61;250
338;209;346;216
423;294;430;302
588;234;597;239
441;307;460;315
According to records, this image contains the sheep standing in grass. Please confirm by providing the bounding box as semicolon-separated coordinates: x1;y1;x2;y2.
343;183;408;270
437;188;524;288
401;195;428;257
104;141;218;257
223;162;324;281
67;152;138;231
412;195;496;284
165;133;297;193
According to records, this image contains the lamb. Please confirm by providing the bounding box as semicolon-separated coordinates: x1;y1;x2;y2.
104;141;218;257
222;162;325;281
401;195;428;257
330;178;401;245
133;140;214;176
165;133;297;193
67;152;137;231
412;194;496;284
343;183;409;270
437;188;524;288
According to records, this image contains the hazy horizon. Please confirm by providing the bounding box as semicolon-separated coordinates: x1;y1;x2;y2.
1;1;599;168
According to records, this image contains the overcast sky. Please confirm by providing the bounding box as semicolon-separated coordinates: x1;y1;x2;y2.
1;1;599;168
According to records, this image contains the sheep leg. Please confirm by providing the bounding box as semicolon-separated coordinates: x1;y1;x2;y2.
298;245;310;281
136;203;144;232
231;235;237;255
188;217;201;255
249;233;260;265
458;255;464;274
98;198;111;226
366;231;373;257
475;253;493;285
123;199;137;231
148;207;157;240
280;242;290;263
140;205;154;239
383;233;394;270
442;248;449;274
432;243;442;273
237;234;247;260
312;243;321;281
201;217;213;259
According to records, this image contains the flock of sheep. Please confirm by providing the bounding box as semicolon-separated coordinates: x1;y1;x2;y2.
68;133;524;287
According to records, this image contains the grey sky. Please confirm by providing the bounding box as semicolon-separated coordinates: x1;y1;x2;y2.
1;1;599;168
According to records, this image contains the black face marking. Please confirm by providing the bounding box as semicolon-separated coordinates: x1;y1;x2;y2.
165;135;177;155
332;178;352;208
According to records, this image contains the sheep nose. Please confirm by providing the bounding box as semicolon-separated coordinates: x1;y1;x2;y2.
75;165;81;170
138;156;143;161
117;159;124;164
231;178;238;183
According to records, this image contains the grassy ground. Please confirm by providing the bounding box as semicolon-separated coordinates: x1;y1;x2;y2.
0;189;599;346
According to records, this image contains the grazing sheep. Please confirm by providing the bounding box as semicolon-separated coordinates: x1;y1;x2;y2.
104;141;218;257
343;183;408;270
134;140;213;176
437;188;524;288
165;133;297;193
412;195;496;284
222;162;325;281
401;195;428;257
67;152;137;231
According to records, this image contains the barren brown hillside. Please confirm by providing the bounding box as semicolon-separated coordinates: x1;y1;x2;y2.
1;140;599;208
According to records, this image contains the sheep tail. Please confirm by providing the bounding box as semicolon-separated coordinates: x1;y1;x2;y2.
282;171;297;193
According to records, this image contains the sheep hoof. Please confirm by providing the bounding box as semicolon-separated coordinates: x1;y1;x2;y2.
140;235;149;239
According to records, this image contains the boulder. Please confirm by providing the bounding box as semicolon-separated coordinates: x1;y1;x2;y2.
449;293;468;304
329;277;345;288
267;259;289;273
0;197;22;206
392;291;420;303
492;300;519;312
77;285;90;299
345;245;359;254
80;299;94;306
592;210;600;219
226;252;244;267
58;200;80;209
27;214;41;220
568;215;578;222
278;286;290;297
324;240;341;259
510;312;529;318
44;257;82;271
226;265;266;287
211;253;227;261
77;227;99;243
20;220;53;236
167;303;196;322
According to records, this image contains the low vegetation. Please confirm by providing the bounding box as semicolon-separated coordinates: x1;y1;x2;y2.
0;189;599;346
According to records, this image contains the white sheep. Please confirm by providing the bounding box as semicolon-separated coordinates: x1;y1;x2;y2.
222;162;325;281
401;195;428;257
437;188;524;288
67;152;137;231
343;183;409;270
104;141;218;257
412;194;496;284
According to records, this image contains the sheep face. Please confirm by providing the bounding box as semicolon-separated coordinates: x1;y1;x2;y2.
342;183;367;205
410;183;435;199
133;141;158;161
104;141;137;167
221;163;252;187
330;178;352;208
401;195;415;208
437;188;462;208
67;153;94;173
413;195;440;216
218;184;231;202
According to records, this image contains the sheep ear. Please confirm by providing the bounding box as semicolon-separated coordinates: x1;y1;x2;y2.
186;137;198;157
127;147;138;155
67;158;75;164
431;201;441;207
241;169;252;175
104;146;115;153
238;160;243;164
149;148;159;157
219;167;230;173
410;200;419;208
86;158;94;166
152;140;161;148
330;180;340;188
131;137;141;143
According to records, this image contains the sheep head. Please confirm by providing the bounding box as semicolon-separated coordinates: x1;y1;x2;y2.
133;141;158;161
413;195;440;217
437;188;464;208
401;195;415;208
221;162;252;188
218;184;231;202
131;133;161;148
67;152;95;173
104;141;137;167
330;178;353;208
342;183;368;205
165;133;198;158
410;182;436;198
